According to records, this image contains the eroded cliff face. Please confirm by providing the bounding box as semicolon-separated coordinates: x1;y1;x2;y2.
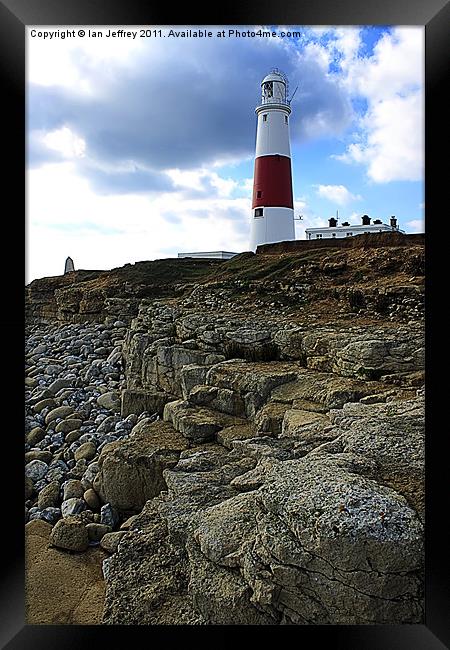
25;238;425;625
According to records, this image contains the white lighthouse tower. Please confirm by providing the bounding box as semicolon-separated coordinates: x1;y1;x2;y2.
249;69;295;251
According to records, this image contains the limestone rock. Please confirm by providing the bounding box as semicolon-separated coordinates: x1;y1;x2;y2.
25;460;48;482
45;405;74;425
38;481;61;510
62;479;84;501
84;488;100;510
102;500;204;624
55;419;83;434
86;522;112;543
187;385;246;417
97;391;121;412
25;450;53;464
281;409;331;437
100;531;126;553
254;402;289;436
180;364;209;400
217;424;259;450
25;476;34;500
61;498;85;518
74;441;97;462
163;399;247;443
50;516;89;552
97;420;188;511
206;361;299;417
26;426;46;446
329;397;425;517
121;388;174;417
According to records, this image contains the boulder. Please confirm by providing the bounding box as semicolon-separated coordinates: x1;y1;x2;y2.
217;424;259;450
61;498;85;518
84;488;101;510
26;427;46;446
62;479;85;501
38;481;61;510
163;400;247;443
121;388;175;417
206;361;299;417
55;419;83;434
97;420;189;511
97;391;121;413
50;516;89;552
45;405;74;425
100;531;127;553
74;441;97;462
25;460;48;482
86;523;112;543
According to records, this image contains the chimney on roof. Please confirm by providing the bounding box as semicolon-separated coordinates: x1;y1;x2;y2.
328;217;337;228
362;214;371;226
390;216;398;229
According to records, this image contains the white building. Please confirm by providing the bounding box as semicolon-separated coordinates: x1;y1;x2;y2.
177;251;238;260
305;215;405;240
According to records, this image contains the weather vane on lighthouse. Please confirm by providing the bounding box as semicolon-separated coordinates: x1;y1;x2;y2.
249;69;296;251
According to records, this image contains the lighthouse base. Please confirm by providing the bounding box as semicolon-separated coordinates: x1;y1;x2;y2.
249;206;295;252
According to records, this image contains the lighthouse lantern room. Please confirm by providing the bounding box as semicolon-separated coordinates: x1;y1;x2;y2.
250;69;295;251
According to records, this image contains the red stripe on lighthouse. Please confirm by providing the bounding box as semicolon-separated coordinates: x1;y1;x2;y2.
252;155;293;209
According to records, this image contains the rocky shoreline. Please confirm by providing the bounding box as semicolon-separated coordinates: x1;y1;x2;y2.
25;245;425;625
25;320;157;547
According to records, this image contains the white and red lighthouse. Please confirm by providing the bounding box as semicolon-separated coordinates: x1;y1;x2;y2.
249;69;295;251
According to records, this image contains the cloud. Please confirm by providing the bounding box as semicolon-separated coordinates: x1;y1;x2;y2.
405;219;424;233
41;126;86;158
27;26;354;181
314;184;362;205
165;168;238;198
290;44;354;140
26;161;252;282
330;27;424;183
80;161;176;195
335;91;423;183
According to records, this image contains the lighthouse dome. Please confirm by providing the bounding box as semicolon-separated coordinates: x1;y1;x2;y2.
261;71;286;85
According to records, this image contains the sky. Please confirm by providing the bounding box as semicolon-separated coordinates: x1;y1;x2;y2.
26;25;425;282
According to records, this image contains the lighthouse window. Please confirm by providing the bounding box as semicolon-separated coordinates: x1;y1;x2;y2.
263;82;273;97
256;191;262;198
285;115;288;124
263;114;267;122
316;234;322;239
255;208;264;217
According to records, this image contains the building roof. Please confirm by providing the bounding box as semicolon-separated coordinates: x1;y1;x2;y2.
305;223;405;235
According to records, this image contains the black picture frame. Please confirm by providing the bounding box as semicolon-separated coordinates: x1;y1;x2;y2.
2;0;448;647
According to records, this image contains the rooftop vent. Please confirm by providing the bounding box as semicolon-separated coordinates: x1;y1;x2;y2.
373;219;382;224
341;221;350;227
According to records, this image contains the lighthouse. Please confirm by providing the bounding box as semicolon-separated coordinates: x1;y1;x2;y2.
249;69;295;251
